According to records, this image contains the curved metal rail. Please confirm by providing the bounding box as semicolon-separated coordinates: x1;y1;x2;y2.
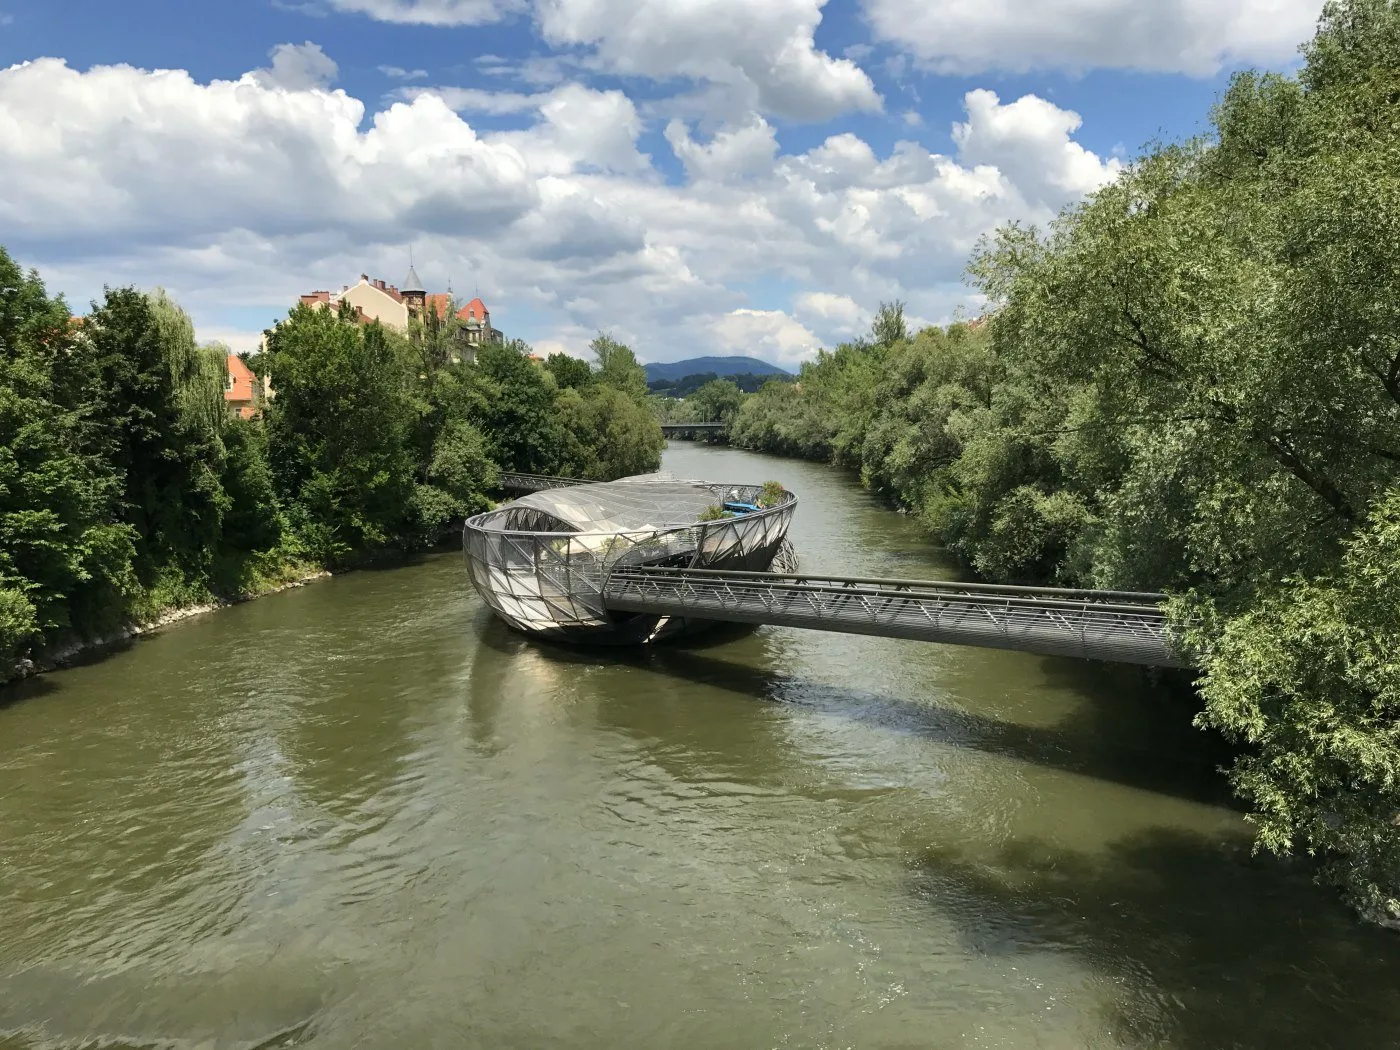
497;471;585;493
602;566;1186;667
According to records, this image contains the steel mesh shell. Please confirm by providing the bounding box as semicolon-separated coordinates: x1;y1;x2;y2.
463;475;797;643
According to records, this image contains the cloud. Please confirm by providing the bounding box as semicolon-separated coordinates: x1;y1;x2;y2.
664;117;778;183
953;89;1123;210
536;0;881;122
270;0;328;14
861;0;1324;76
193;326;268;354
255;41;339;90
0;57;538;249
379;65;429;80
322;0;878;122
710;309;822;370
794;291;867;341
325;0;523;24
401;85;545;114
0;55;1118;366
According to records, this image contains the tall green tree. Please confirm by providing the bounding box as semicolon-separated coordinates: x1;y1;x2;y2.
0;250;133;662
590;334;649;403
259;301;419;563
83;288;230;582
544;352;593;390
474;341;571;475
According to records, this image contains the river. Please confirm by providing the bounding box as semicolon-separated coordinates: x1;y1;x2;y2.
3;443;1399;1049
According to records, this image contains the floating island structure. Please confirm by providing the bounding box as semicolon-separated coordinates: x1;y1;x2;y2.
463;472;797;643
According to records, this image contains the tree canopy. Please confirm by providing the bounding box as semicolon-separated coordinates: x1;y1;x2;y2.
710;0;1400;925
0;260;663;674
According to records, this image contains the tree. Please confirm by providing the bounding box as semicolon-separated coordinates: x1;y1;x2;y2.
719;0;1400;920
474;340;571;475
687;378;744;425
259;301;419;562
544;352;593;390
871;300;908;348
1189;488;1400;929
0;249;133;661
557;385;664;479
590;334;649;403
218;415;282;554
83;287;230;582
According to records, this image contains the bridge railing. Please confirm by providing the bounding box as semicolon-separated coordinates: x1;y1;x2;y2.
496;471;585;493
602;566;1186;667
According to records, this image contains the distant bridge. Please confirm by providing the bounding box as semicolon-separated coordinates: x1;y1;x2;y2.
488;473;1185;667
660;421;725;437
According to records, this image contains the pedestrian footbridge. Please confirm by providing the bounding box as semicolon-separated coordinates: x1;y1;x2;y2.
488;473;1186;667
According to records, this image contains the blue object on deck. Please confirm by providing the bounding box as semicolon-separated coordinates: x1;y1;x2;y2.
723;501;760;514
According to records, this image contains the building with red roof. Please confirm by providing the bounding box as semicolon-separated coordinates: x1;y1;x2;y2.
296;264;506;359
224;353;263;419
454;296;504;349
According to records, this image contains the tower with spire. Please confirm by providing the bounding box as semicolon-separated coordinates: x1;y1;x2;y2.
402;251;426;318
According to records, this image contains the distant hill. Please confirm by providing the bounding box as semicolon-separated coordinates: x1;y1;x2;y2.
644;356;792;383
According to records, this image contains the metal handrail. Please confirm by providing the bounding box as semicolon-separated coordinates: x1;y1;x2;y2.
604;567;1166;615
600;565;1187;667
464;489;799;538
630;565;1166;603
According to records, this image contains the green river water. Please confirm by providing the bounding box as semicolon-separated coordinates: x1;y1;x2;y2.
3;443;1399;1049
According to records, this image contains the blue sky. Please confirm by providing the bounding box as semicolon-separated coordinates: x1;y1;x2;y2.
0;0;1320;365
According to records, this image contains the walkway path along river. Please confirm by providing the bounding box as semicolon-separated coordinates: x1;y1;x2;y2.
3;444;1399;1048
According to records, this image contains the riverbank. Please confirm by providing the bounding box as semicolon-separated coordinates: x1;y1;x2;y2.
3;564;331;688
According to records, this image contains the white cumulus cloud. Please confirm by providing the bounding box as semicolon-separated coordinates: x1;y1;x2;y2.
861;0;1324;76
795;292;867;341
256;41;339;91
0;50;1120;367
536;0;881;122
953;89;1123;210
711;309;823;370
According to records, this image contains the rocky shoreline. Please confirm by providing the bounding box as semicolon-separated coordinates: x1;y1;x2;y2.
4;568;332;687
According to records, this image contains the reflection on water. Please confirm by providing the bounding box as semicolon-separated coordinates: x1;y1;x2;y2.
2;443;1398;1049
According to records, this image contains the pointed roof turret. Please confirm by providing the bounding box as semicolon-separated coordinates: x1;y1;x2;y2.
402;264;425;295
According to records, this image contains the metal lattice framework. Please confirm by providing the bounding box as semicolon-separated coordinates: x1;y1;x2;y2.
602;567;1185;667
471;472;1188;666
497;471;584;494
463;477;798;641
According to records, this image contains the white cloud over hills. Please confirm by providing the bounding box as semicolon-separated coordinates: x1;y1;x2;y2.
1;38;1121;365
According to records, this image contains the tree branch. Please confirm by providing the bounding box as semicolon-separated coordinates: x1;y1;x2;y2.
1261;434;1356;522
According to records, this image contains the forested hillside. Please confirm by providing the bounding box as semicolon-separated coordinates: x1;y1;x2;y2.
0;258;660;677
717;0;1400;926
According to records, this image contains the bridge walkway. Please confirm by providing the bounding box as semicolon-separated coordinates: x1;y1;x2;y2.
602;566;1184;667
491;473;1186;666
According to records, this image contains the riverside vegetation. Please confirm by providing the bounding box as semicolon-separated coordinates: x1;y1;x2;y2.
0;256;661;680
672;0;1400;926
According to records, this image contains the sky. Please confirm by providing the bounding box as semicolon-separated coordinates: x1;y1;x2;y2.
0;0;1325;367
